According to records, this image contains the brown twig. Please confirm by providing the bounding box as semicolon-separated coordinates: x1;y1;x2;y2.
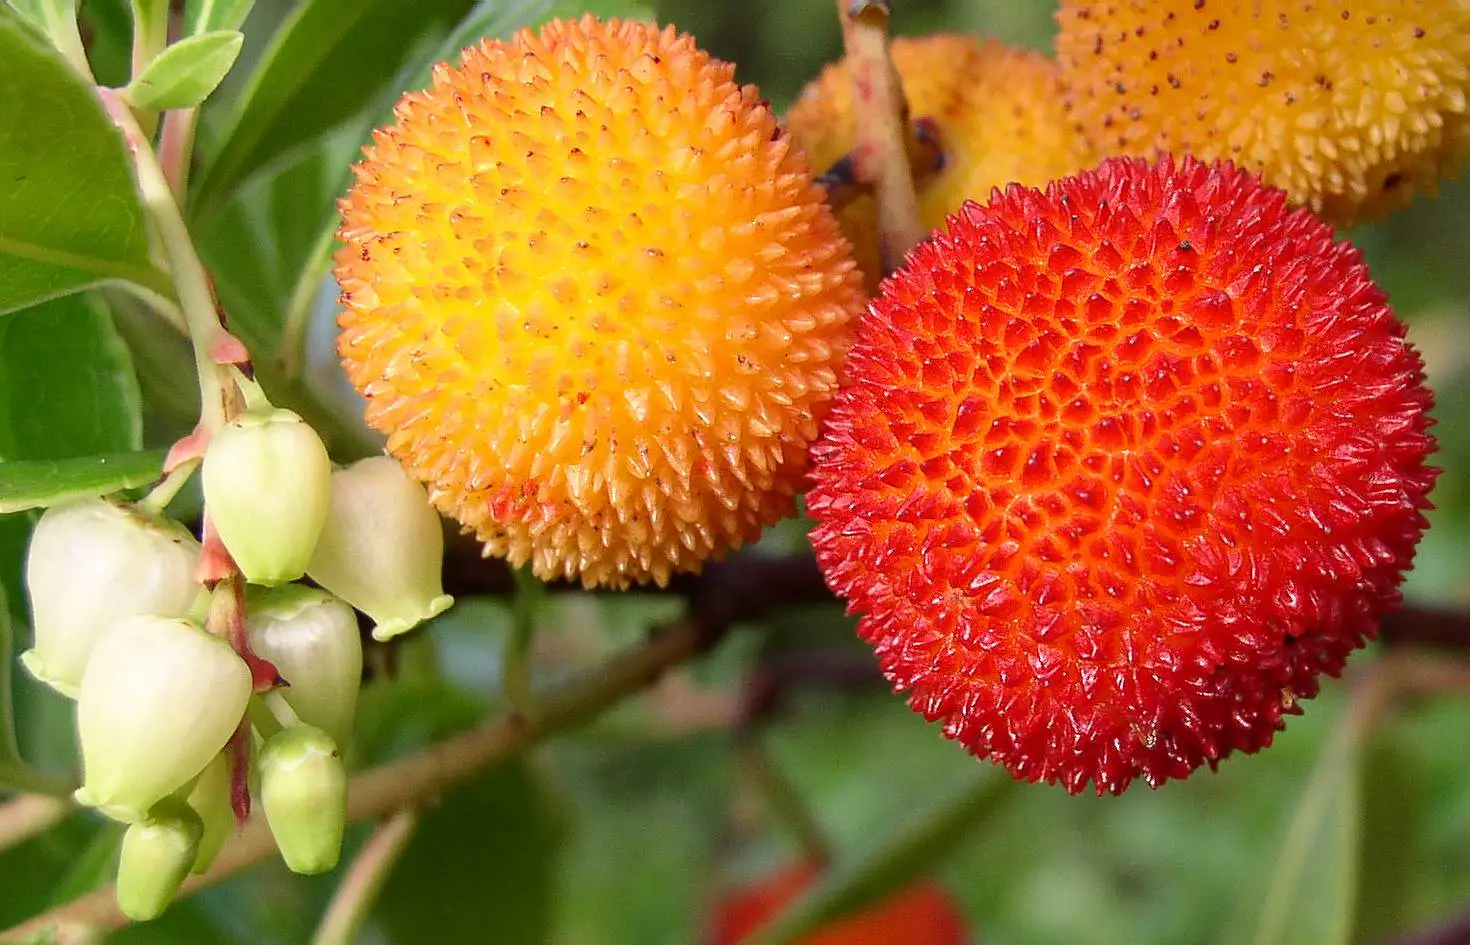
311;808;421;945
0;619;720;943
0;795;70;855
833;0;926;272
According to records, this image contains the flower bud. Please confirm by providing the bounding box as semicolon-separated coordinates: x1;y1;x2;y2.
306;456;454;641
73;616;251;823
21;498;201;698
185;753;233;874
259;725;347;875
246;586;362;746
115;800;203;921
202;409;332;586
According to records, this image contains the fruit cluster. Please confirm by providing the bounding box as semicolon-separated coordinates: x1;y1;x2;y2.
333;8;1452;796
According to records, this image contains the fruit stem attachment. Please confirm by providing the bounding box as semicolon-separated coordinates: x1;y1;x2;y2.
310;808;420;945
833;0;926;273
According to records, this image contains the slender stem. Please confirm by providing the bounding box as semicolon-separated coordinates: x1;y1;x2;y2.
100;88;235;433
736;739;832;866
159;108;200;200
128;0;169;80
834;0;925;273
0;795;69;854
137;458;199;516
0;619;717;942
310;809;420;945
505;566;543;721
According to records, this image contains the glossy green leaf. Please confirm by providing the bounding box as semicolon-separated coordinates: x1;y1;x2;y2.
0;294;142;461
748;771;1017;945
183;0;254;35
0;452;166;513
128;0;168;69
125;30;243;110
1246;711;1364;945
0;8;165;314
372;760;567;944
190;0;478;215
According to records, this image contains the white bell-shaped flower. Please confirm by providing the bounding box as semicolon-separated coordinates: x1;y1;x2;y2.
260;724;347;875
202;409;332;586
74;616;251;823
21;498;201;698
115;800;203;921
307;456;453;641
246;586;362;746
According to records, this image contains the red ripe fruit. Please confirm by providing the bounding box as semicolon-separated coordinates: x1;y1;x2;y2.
807;155;1437;795
707;861;966;945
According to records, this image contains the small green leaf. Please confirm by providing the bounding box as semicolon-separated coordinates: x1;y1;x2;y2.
748;771;1017;945
183;0;253;35
125;30;243;110
0;7;166;313
1246;710;1364;945
0;452;166;513
190;0;478;215
0;294;142;460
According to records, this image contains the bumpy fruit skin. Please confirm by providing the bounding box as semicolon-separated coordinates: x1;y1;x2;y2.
787;35;1090;285
335;16;863;589
708;861;966;945
1055;0;1470;227
808;155;1436;795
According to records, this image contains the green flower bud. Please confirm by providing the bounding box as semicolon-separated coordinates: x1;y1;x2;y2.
74;616;251;823
247;586;362;746
259;725;347;875
21;498;201;698
115;800;203;922
202;409;332;586
307;456;454;641
185;753;233;874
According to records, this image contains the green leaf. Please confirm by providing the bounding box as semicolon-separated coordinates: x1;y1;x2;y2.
125;30;243;110
190;0;479;215
0;294;142;461
4;0;74;32
0;8;166;314
183;0;254;35
1245;709;1364;945
1351;735;1421;943
372;759;567;944
0;452;166;513
748;771;1017;945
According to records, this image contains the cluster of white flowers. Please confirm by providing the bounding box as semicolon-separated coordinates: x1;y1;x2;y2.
23;411;453;920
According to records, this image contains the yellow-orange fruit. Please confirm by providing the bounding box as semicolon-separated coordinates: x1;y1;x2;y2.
787;35;1091;285
1055;0;1470;227
334;17;864;589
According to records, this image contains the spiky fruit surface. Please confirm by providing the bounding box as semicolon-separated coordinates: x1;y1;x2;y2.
335;16;863;588
787;35;1089;286
707;861;966;945
808;155;1436;795
1055;0;1470;227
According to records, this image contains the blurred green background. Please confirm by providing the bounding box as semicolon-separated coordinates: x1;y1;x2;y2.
3;1;1469;943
